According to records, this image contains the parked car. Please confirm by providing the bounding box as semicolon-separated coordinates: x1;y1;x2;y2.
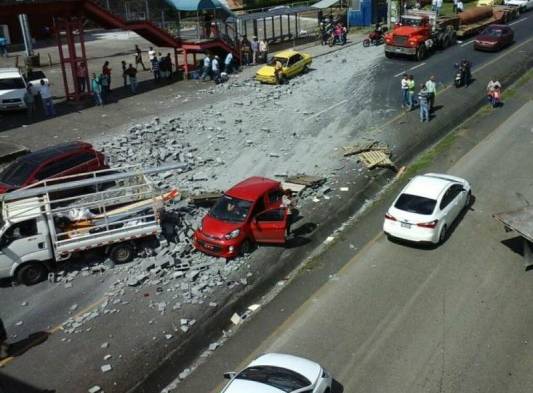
0;142;108;193
221;353;332;393
256;50;312;84
193;176;288;258
383;173;471;244
0;67;48;111
504;0;533;11
474;25;514;51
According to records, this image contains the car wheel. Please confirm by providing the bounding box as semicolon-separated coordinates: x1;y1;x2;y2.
438;225;448;245
465;190;472;208
240;239;254;256
109;242;135;264
385;51;393;59
16;262;48;286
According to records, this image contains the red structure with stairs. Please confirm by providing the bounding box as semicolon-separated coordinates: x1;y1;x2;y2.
0;0;240;99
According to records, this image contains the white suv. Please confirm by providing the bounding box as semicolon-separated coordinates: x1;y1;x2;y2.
0;68;48;111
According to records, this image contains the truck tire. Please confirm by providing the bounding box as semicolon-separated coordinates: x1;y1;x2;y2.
16;262;48;286
109;242;135;264
416;45;427;61
385;51;394;59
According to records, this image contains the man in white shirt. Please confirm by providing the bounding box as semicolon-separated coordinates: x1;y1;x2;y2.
425;75;437;112
200;55;211;80
211;55;220;81
224;52;233;74
457;0;464;12
148;47;156;70
39;79;55;117
401;74;409;109
435;0;443;16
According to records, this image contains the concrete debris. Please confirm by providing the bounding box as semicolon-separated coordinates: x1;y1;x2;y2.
248;304;261;312
104;354;112;360
100;364;112;373
88;386;102;393
285;175;326;188
101;342;109;349
179;368;191;380
230;313;242;325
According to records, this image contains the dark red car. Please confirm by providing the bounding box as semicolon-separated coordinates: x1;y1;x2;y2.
474;25;514;52
193;177;289;258
0;141;108;193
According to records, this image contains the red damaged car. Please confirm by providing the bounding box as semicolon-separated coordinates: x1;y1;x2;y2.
193;177;289;258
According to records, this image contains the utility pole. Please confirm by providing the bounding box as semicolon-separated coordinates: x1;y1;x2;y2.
18;14;34;57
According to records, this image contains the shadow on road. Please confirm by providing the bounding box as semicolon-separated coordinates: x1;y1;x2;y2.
0;372;55;393
332;379;344;393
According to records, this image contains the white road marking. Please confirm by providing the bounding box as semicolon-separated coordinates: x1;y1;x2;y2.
394;62;427;77
308;99;348;119
460;40;474;47
509;17;528;26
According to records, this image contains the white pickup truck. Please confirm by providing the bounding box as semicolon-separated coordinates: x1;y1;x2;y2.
0;68;48;111
0;166;180;285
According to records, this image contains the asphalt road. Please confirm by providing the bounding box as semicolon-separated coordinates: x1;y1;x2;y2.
179;94;533;393
0;16;532;393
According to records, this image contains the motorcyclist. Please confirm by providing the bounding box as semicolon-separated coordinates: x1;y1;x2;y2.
459;58;472;87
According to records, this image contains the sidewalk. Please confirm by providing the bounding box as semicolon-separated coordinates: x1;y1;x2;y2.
0;31;367;160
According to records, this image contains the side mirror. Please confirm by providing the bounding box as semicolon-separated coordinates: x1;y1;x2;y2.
224;372;237;380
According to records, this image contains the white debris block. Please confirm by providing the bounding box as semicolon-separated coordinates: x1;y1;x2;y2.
230;313;242;325
88;386;102;393
340;187;349;192
248;304;261;312
21;301;28;306
165;334;173;340
104;354;112;361
70;304;79;311
101;364;112;373
15;321;23;326
101;342;109;349
324;236;335;243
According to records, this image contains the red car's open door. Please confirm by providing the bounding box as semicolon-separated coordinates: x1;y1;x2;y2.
250;208;288;244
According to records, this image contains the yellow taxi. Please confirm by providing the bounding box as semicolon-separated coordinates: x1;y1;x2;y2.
255;50;312;84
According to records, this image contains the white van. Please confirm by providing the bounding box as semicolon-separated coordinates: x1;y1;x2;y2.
0;68;49;111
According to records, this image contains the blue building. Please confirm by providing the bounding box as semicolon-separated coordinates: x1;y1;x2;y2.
347;0;387;26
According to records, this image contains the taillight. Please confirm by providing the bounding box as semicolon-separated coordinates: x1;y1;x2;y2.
417;220;438;228
385;212;397;221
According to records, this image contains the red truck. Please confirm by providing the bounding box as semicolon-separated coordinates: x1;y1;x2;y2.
384;7;518;60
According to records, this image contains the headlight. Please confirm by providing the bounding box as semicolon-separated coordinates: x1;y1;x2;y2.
224;229;240;240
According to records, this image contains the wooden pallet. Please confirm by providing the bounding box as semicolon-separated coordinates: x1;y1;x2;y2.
358;150;395;170
342;141;390;157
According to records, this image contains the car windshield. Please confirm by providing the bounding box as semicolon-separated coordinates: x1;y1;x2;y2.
394;193;436;215
209;195;252;222
483;28;503;37
400;17;423;26
236;366;310;393
0;77;26;90
0;161;36;186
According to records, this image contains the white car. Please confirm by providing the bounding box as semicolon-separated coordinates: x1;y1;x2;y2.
383;173;471;244
221;353;332;393
504;0;533;10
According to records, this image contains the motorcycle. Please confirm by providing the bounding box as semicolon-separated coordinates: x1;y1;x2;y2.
488;88;501;107
363;27;388;47
453;62;471;88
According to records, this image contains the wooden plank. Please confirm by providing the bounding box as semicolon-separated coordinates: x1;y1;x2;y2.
343;141;390;157
285;175;326;187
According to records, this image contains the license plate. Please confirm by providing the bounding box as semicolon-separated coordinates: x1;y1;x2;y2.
401;222;411;229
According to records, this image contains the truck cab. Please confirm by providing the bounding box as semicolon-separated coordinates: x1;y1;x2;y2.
0;198;54;285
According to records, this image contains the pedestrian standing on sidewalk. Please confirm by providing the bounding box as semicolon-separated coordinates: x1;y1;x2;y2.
91;73;103;106
425;75;437;112
200;54;211;80
126;64;138;93
102;61;112;93
148;47;156;69
259;39;268;63
418;84;430;122
0;36;8;58
121;60;127;87
152;56;161;81
99;73;108;103
401;74;409;109
241;36;251;66
251;36;259;65
407;74;416;110
39;79;55;117
0;317;9;360
211;55;220;82
76;62;88;93
23;84;35;121
224;52;233;74
135;44;148;71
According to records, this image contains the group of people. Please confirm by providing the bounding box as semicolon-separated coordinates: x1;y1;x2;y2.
319;17;347;46
400;74;437;122
22;78;55;121
240;36;268;66
200;52;234;83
